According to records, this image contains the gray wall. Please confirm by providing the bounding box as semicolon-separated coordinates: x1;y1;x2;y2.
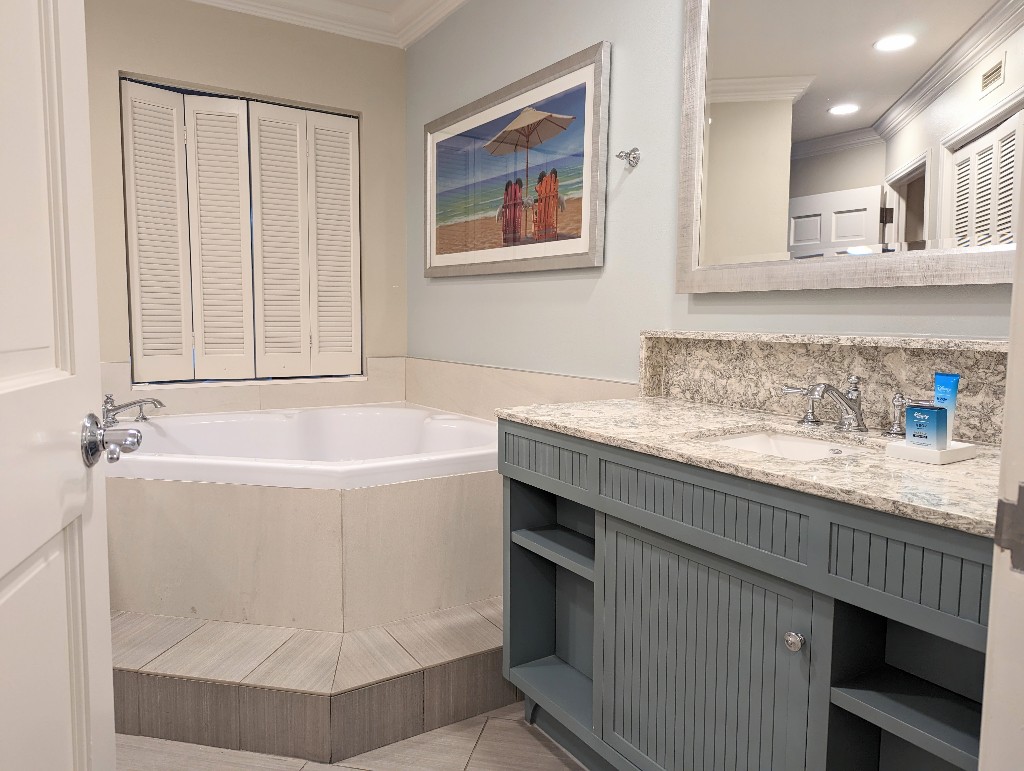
405;0;1012;383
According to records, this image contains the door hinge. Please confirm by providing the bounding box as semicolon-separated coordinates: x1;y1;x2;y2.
880;207;894;225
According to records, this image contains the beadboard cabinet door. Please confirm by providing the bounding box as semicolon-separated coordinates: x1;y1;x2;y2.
602;518;814;771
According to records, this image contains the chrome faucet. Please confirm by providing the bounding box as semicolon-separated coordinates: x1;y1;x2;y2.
781;375;868;433
101;393;166;428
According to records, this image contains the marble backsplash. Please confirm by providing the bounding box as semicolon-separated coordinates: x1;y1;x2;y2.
639;332;1009;446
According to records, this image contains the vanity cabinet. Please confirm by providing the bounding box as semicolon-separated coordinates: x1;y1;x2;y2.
500;420;991;771
601;518;815;771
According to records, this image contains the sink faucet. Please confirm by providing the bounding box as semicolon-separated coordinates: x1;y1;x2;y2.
781;376;868;433
102;393;166;428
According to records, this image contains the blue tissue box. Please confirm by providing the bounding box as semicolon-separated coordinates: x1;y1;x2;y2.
906;406;948;450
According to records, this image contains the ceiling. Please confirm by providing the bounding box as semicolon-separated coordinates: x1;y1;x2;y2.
186;0;468;48
708;0;996;142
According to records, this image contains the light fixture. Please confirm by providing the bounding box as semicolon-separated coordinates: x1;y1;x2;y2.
828;103;860;116
846;245;874;255
874;34;916;52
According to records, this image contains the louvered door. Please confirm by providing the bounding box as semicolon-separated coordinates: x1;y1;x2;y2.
307;112;362;375
121;81;194;382
184;96;255;379
950;111;1022;248
602;518;813;771
250;102;310;377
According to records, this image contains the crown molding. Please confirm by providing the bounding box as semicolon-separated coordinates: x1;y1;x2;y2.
874;0;1024;140
708;75;815;104
791;128;884;160
185;0;467;48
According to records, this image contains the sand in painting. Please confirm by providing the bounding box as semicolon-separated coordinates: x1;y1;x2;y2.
435;197;583;256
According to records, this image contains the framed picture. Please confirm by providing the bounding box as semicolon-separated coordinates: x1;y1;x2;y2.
424;41;610;277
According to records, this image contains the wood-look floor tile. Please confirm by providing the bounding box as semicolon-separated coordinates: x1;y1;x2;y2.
238;687;330;763
469;596;503;630
111;609;124;620
384;605;501;668
115;734;304;770
332;714;485;770
243;630;342;694
112;612;206;670
137;674;240;750
424;649;519;730
466;718;582;770
144;621;295;682
330;672;424;762
332;627;420;694
113;669;140;735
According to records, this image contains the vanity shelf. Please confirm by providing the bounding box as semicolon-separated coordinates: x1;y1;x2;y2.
511;526;595;581
831;665;981;770
509;655;593;734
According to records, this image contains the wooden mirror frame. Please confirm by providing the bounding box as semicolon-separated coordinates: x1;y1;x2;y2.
676;0;1016;294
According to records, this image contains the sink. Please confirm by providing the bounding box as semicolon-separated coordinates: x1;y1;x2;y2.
708;431;868;462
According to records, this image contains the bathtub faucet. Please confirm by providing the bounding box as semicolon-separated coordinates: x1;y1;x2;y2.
102;394;166;428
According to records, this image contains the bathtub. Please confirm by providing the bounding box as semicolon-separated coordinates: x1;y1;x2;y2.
107;402;498;489
105;402;502;632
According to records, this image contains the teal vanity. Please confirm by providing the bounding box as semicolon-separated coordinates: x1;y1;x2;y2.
499;380;999;771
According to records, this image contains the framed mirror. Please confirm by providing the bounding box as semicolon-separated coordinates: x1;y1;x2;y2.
678;0;1021;293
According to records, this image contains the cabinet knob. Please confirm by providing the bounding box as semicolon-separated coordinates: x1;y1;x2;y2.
783;631;805;652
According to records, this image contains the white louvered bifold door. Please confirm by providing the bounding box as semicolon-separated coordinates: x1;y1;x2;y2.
121;81;194;382
184;96;255;379
307;112;362;376
250;103;310;377
951;112;1023;248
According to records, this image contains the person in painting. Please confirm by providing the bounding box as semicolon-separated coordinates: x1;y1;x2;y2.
533;170;548;241
498;179;525;246
535;168;559;241
499;180;515;246
513;178;524;243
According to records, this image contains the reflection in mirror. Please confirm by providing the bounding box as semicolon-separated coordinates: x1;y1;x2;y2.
699;0;1021;267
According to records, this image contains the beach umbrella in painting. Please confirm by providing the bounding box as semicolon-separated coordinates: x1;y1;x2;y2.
483;107;575;197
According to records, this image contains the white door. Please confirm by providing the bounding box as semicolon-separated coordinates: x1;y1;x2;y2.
0;0;115;769
788;185;883;258
979;144;1024;767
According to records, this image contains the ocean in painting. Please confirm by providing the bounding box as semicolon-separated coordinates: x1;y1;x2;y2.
435;154;584;227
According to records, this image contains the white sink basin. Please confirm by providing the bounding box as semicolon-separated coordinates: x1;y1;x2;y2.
709;431;868;462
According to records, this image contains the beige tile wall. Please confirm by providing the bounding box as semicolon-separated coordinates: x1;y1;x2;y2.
107;471;502;632
406;358;638;421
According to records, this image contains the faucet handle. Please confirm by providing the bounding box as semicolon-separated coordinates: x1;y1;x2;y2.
103;393;115;407
845;375;862;400
782;385;809;397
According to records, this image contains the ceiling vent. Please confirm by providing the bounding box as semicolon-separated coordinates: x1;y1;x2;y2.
981;55;1006;97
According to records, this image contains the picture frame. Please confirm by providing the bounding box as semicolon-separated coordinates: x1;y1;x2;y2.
424;41;611;277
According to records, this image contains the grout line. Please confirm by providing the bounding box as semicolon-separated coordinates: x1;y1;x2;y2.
135;618;211;672
328;630;347;695
463;717;489;771
236;629;302;684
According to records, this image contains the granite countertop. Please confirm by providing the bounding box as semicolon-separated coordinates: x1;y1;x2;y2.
496;397;1000;538
640;330;1010;352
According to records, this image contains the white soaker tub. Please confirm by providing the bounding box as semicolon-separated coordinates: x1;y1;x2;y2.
105;402;502;632
107;402;498;489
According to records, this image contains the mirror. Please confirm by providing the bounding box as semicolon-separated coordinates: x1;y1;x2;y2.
678;0;1018;292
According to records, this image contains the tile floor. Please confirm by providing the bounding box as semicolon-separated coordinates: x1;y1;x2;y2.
116;702;583;770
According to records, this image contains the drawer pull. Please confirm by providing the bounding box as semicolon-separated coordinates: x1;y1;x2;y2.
783;631;806;652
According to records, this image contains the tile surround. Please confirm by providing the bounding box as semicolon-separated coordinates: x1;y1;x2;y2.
639;332;1008;445
243;630;344;694
145;621;295;683
384;604;503;668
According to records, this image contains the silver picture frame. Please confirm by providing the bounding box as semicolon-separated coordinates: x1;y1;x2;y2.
424;41;610;278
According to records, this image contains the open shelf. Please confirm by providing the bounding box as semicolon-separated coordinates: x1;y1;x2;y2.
831;665;981;770
510;655;593;734
511;526;595;581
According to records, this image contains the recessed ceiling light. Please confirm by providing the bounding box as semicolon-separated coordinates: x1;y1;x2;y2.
874;34;916;52
828;103;860;116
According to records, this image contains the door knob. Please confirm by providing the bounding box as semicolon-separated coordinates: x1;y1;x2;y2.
783;631;806;652
81;413;143;467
